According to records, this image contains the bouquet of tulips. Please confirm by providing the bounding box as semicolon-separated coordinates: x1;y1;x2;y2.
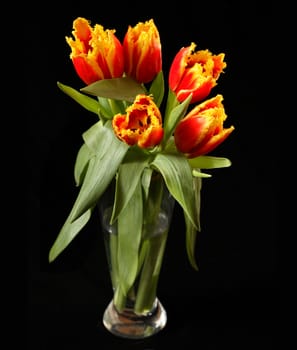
48;17;234;313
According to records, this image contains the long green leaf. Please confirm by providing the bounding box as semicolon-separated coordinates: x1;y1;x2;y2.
149;71;164;107
71;121;129;221
162;92;192;146
74;120;109;186
74;143;92;186
151;153;198;229
184;176;202;270
141;167;153;201
111;149;150;224
57;82;99;115
81;77;146;102
49;122;128;262
117;180;143;296
188;156;232;169
82;120;105;154
142;174;164;239
49;208;92;262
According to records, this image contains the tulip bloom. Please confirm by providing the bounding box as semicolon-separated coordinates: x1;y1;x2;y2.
112;94;164;148
174;95;234;158
123;19;162;84
66;17;124;85
169;42;226;104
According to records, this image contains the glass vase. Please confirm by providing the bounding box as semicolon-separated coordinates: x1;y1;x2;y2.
98;175;175;339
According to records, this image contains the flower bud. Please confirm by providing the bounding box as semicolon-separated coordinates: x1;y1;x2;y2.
66;17;124;85
112;94;164;148
123;19;162;83
169;42;226;104
174;95;234;158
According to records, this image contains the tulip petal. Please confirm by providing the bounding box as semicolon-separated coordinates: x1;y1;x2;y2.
66;17;124;85
169;42;226;104
187;126;235;158
112;94;164;148
169;44;195;91
123;19;162;83
174;94;234;157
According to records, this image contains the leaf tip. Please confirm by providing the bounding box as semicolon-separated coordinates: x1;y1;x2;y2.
48;249;56;263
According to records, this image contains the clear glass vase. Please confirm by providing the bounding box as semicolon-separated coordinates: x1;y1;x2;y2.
98;175;175;339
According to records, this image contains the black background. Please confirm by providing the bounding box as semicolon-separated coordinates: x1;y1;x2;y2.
27;2;279;349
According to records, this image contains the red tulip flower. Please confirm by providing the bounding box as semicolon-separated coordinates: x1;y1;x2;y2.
112;94;164;148
66;17;124;85
174;95;234;158
123;19;162;84
169;42;226;104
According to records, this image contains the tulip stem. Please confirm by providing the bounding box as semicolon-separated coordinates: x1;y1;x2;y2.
134;230;168;315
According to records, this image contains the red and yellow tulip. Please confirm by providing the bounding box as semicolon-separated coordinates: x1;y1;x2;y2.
112;94;164;148
66;17;124;85
123;19;162;84
174;95;234;158
169;42;226;104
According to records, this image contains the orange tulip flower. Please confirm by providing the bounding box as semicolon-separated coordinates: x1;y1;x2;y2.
174;95;234;158
123;19;162;84
112;94;164;148
66;17;124;85
169;42;226;104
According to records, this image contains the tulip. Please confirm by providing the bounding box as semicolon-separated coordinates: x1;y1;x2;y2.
112;94;164;148
66;17;124;85
174;95;234;158
123;19;162;84
169;42;226;104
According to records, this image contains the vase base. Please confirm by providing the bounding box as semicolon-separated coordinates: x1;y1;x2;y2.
102;298;167;339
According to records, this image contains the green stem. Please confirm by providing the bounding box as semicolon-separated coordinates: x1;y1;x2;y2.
109;231;136;312
108;233;119;289
107;231;127;312
134;229;169;315
113;285;128;312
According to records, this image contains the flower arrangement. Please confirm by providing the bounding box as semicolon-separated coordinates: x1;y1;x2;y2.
49;17;234;323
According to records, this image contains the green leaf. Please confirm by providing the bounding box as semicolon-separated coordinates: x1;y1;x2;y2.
184;176;202;270
82;120;105;154
142;174;165;239
80;77;146;102
192;169;212;178
162;91;192;146
151;152;198;230
74;143;92;186
111;149;150;224
163;88;179;120
71;121;129;221
193;176;202;233
57;82;99;115
188;156;232;169
117;180;143;297
49;122;129;262
184;214;198;270
97;97;115;121
149;71;164;107
49;208;92;262
141;167;153;201
107;98;128;115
